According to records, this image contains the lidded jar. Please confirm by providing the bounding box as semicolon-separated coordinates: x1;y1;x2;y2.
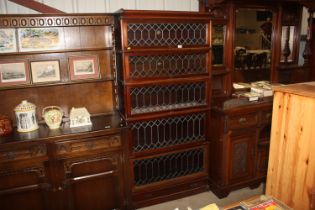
14;100;39;132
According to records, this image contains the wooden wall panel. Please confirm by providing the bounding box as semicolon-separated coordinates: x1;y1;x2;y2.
0;82;114;124
1;0;199;14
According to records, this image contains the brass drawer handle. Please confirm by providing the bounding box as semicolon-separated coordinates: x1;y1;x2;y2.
238;117;247;123
265;113;272;119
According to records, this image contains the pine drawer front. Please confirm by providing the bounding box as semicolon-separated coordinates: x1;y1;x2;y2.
55;135;121;156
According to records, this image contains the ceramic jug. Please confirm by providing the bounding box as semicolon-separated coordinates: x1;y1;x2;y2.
42;106;63;129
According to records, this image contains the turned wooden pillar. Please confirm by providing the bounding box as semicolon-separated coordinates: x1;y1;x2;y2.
303;9;313;66
282;26;291;63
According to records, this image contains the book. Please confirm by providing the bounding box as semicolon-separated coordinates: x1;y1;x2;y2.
226;206;246;210
250;86;273;97
240;195;292;210
234;92;260;101
233;82;251;90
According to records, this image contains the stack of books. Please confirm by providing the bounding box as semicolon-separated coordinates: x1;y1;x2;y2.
250;81;273;97
232;81;280;101
239;195;292;210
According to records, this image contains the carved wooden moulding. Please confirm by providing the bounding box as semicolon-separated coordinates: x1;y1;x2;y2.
0;15;114;28
209;6;227;19
0;144;47;162
56;135;121;155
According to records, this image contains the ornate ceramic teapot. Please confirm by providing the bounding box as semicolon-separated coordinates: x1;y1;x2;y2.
42;106;63;129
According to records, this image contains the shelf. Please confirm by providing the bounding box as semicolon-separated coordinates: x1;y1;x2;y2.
0;47;114;56
0;77;114;91
131;102;207;115
0;113;123;145
119;46;211;54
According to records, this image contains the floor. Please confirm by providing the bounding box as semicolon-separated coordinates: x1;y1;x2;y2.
138;184;265;210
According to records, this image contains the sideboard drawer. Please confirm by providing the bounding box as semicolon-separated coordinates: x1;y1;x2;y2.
228;113;258;130
55;135;121;156
261;110;272;125
0;144;47;162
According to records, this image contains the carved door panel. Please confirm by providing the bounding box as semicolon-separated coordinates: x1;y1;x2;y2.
228;131;255;184
60;153;125;210
0;143;50;210
0;164;50;210
256;144;269;178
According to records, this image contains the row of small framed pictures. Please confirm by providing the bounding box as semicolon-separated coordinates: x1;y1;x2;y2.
0;28;64;53
0;55;100;87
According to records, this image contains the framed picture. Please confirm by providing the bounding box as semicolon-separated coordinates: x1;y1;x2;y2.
0;60;30;87
68;55;100;80
18;28;64;52
0;29;17;53
31;60;60;83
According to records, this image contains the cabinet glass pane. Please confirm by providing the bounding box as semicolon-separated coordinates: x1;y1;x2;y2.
212;24;226;66
127;23;207;47
130;82;207;115
129;53;208;79
131;113;206;152
280;26;295;62
134;148;204;186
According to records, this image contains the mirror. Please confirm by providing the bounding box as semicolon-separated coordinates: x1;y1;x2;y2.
212;23;226;66
234;8;273;82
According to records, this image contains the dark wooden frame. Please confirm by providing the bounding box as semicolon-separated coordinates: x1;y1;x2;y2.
68;55;100;81
0;59;30;87
30;60;61;84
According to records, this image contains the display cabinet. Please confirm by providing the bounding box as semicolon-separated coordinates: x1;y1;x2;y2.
115;10;212;208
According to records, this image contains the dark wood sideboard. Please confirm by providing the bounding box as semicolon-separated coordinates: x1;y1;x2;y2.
0;14;127;210
209;98;273;198
0;115;125;210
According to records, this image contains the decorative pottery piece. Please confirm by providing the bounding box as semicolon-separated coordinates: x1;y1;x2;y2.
0;115;13;136
69;107;92;128
14;100;38;132
42;106;63;129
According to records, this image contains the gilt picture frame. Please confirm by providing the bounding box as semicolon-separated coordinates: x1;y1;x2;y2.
0;60;30;87
18;27;64;52
30;60;60;84
68;55;100;81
